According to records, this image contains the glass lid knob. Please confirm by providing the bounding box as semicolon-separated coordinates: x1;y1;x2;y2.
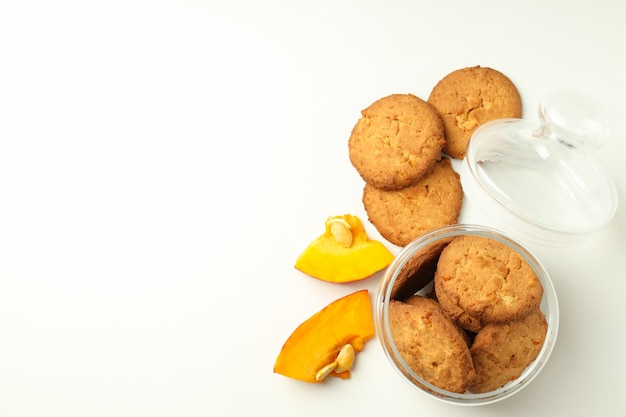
537;89;611;151
461;89;618;246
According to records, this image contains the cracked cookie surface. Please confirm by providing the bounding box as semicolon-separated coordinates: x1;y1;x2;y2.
434;235;543;332
388;297;475;393
469;308;548;393
428;66;521;159
348;93;445;190
362;157;462;247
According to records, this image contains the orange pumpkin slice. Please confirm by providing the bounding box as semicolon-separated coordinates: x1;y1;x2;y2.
294;214;394;283
273;289;375;383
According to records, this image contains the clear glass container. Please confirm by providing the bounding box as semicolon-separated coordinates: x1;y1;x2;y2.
375;224;559;406
461;89;618;247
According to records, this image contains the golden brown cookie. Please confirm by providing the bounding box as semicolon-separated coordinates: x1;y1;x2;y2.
404;295;473;347
348;93;445;190
434;235;544;332
469;309;548;393
388;297;475;393
362;157;463;247
428;66;522;159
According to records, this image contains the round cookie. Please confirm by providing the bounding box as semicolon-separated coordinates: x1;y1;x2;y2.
428;66;522;159
388;297;475;393
469;309;548;393
348;93;445;190
362;157;463;247
434;235;544;332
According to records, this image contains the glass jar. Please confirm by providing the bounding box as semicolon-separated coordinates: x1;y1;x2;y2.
375;224;559;405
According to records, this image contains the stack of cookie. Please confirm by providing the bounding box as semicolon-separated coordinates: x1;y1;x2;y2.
348;66;521;247
348;93;462;247
388;234;547;394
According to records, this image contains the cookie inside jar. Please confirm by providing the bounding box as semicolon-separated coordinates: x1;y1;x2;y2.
376;225;558;404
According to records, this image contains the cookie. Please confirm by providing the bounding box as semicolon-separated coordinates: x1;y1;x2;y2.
348;93;445;190
388;297;475;393
428;66;522;159
389;237;452;301
469;309;548;393
434;277;485;332
405;295;473;347
362;157;463;247
434;235;544;332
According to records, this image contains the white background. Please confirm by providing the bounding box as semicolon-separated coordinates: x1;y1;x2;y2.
1;1;625;416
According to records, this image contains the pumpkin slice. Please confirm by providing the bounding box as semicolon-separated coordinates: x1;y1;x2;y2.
273;289;375;383
294;214;394;283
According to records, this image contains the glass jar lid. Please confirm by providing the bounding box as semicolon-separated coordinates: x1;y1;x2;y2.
461;89;618;247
